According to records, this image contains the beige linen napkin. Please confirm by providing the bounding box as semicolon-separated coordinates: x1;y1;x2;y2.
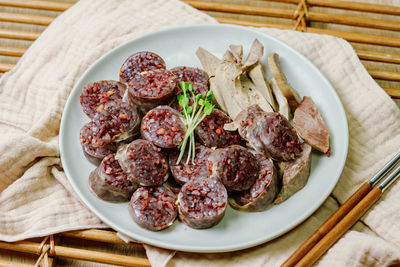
0;0;399;266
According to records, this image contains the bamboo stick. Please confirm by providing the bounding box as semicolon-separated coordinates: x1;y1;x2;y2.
185;0;400;31
0;12;54;26
0;63;14;72
0;0;73;11
268;0;400;16
308;11;400;32
0;46;26;57
60;229;141;246
368;69;400;82
356;50;400;65
0;240;150;267
184;1;293;18
384;88;400;99
0;259;33;267
0;28;39;40
215;17;400;48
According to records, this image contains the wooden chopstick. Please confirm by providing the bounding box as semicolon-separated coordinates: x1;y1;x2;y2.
282;152;400;267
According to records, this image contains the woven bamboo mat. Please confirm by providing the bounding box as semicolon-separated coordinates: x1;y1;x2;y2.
0;0;399;266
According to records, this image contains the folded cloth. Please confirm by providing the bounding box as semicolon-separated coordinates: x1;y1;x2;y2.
0;0;399;266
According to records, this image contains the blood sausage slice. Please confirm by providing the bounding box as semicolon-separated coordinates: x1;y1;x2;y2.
129;186;177;231
127;69;177;113
171;66;208;87
89;154;138;202
169;145;212;185
92;101;140;144
80;121;115;164
196;109;241;148
178;178;227;229
230;151;279;211
120;51;166;84
274;143;312;204
208;145;258;191
80;80;126;118
141;106;186;149
230;105;302;161
116;139;169;186
293;96;330;153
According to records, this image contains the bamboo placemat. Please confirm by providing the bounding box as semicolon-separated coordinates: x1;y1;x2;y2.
0;0;399;266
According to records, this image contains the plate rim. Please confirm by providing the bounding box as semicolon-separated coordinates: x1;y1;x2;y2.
60;23;349;252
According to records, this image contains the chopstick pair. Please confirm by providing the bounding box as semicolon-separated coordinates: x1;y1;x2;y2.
282;152;400;267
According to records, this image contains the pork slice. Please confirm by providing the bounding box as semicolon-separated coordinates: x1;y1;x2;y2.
196;47;227;111
248;63;277;112
293;96;330;153
274;143;312;204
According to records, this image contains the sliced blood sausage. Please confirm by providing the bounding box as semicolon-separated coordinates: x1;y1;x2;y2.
120;51;166;84
169;145;212;185
178;177;227;229
141;105;186;148
80;80;126;118
88;154;138;202
247;112;301;161
234;105;302;161
208;145;258;191
230;151;279;211
233;104;265;138
171;66;208;87
127;69;177;113
80;121;115;164
116;139;168;186
92;101;140;146
128;186;177;231
196;109;241;148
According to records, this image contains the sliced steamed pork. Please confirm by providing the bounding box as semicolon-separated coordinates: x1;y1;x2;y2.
293;96;330;153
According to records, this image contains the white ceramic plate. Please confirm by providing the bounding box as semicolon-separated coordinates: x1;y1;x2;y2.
60;24;348;253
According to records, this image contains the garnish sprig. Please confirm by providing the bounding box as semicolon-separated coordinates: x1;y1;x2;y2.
177;82;214;164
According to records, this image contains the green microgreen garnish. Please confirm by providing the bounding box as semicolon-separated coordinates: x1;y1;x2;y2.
177;81;215;164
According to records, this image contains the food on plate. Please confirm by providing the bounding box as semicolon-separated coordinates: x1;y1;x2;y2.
127;69;177;113
229;105;302;161
88;154;138;202
80;80;126;118
171;82;208;112
120;51;166;84
92;101;141;144
128;186;177;231
169;145;212;185
208;145;259;191
178;177;227;229
293;96;330;153
274;143;312;204
116;139;169;186
270;77;290;120
267;52;301;111
196;39;275;119
196;48;227;111
141;105;186;148
80;121;116;164
248;63;277;111
230;151;278;211
171;66;209;88
174;82;215;164
195;108;241;148
78;41;331;231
